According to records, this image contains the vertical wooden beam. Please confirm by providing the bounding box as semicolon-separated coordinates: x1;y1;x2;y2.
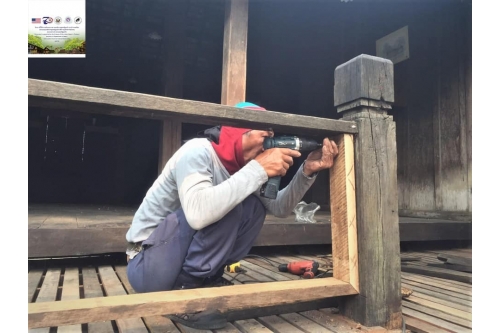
334;54;402;329
330;133;359;292
221;0;248;106
159;0;185;174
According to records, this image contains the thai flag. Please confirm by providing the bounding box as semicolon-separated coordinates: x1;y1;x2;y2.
32;18;41;23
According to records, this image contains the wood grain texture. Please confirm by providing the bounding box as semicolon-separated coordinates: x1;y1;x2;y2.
98;266;148;333
158;118;182;174
28;270;44;303
29;269;61;333
340;110;401;329
114;265;181;333
28;79;358;136
82;268;114;333
403;316;451;333
403;307;471;333
221;0;248;106
330;133;358;291
334;54;394;107
279;313;332;333
29;278;357;329
58;268;82;333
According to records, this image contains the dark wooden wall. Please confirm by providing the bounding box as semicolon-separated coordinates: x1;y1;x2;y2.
27;0;472;218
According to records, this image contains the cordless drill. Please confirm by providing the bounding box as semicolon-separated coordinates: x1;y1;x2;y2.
278;260;320;279
260;136;322;199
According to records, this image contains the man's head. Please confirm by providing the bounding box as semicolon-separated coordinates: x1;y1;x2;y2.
210;102;272;174
233;102;274;163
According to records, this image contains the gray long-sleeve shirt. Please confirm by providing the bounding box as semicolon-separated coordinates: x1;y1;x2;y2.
125;138;317;256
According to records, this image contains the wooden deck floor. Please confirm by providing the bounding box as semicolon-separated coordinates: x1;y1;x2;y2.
28;248;472;333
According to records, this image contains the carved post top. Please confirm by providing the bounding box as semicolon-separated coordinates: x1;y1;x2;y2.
334;54;394;114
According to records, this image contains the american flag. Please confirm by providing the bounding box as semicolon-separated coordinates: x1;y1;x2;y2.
32;18;41;23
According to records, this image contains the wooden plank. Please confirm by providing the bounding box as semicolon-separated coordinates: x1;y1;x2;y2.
403;301;472;329
436;253;472;266
401;279;471;301
28;269;44;303
221;0;248;106
330;133;359;291
257;315;304;333
158;118;182;174
427;263;471;273
301;309;360;332
29;268;61;333
233;319;273;333
403;307;471;333
29;278;358;329
401;263;471;284
114;265;181;333
401;273;472;295
398;219;471;241
279;313;332;333
58;268;83;333
82;268;114;333
28;79;358;136
403;316;451;333
404;295;471;321
213;323;241;333
339;55;401;329
404;291;471;314
401;282;472;308
253;223;332;246
98;266;149;333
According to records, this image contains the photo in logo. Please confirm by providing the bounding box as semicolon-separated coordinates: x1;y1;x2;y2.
42;17;53;24
74;16;82;24
55;17;61;24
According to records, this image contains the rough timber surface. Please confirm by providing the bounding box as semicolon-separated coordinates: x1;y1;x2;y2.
28;79;357;137
28;204;471;258
28;248;471;332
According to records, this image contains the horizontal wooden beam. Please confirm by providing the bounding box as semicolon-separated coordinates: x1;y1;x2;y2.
28;278;357;329
28;79;358;136
28;219;471;258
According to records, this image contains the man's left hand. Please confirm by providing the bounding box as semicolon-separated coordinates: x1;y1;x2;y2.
303;138;339;176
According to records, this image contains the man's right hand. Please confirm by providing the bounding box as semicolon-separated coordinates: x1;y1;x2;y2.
254;148;301;178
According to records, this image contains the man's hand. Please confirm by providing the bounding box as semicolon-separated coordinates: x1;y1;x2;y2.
303;138;339;176
255;148;301;178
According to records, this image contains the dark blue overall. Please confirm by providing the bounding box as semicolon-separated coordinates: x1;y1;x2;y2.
127;195;266;292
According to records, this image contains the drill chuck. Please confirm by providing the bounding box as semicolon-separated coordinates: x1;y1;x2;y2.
278;264;288;272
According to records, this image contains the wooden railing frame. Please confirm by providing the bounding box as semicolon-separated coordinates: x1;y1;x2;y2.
28;53;405;330
27;77;361;328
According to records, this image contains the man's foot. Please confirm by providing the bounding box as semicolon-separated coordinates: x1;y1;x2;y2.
167;309;227;330
170;268;231;329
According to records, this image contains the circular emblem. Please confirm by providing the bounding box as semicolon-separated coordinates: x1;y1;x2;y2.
65;16;72;24
74;16;82;24
55;17;61;24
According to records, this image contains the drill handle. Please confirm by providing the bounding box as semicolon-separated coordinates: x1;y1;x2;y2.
260;176;281;199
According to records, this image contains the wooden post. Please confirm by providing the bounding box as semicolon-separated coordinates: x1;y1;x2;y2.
158;0;185;174
334;54;402;329
221;0;248;106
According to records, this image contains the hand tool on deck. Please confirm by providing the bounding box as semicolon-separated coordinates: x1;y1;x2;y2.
226;262;243;273
278;260;319;279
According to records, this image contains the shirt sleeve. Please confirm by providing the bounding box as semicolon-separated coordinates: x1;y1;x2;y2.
256;162;318;218
175;149;268;230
